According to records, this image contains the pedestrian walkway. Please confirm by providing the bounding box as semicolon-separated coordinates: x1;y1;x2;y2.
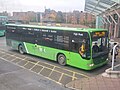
66;57;120;90
102;63;120;78
66;75;120;90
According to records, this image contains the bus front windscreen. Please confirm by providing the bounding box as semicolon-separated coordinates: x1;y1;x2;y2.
91;31;108;58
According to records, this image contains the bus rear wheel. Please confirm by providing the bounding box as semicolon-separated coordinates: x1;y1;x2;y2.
18;45;24;54
57;54;66;66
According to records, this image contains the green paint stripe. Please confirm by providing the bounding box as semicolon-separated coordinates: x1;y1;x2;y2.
23;42;29;53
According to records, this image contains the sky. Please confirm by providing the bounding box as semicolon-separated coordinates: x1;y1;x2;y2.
0;0;85;13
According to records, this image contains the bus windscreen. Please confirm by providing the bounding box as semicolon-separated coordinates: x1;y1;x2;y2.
91;31;108;58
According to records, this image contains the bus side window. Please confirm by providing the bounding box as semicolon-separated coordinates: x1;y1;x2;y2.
71;37;80;52
72;42;79;52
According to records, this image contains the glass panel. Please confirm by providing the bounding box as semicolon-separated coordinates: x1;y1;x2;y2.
78;38;91;59
71;32;91;59
91;32;108;58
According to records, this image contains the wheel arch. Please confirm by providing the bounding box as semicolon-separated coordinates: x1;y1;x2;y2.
56;53;65;62
18;43;22;50
18;43;26;54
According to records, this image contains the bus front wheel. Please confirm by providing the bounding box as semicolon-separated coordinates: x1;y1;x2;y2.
57;54;66;66
18;45;24;54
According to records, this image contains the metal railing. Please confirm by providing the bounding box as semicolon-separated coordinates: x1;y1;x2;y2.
111;43;119;70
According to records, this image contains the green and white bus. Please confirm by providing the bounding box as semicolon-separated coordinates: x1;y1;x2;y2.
6;24;109;70
0;16;8;36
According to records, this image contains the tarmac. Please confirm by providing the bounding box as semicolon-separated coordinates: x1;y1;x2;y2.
66;55;120;90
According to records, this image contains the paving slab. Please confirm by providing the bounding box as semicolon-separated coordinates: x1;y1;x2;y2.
66;75;120;90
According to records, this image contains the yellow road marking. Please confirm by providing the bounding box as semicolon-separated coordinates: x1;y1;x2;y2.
38;66;44;74
0;49;90;79
30;61;39;70
48;66;56;77
23;61;29;67
58;73;64;82
0;56;62;85
72;72;76;80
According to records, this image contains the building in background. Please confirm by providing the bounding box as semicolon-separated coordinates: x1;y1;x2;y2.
2;9;95;28
13;11;36;23
0;11;9;16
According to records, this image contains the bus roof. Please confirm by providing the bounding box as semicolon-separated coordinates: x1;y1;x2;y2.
6;24;107;32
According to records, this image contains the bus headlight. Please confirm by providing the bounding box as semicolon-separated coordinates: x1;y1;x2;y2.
89;64;94;67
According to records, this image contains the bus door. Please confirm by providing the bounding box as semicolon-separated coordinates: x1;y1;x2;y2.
34;28;42;57
25;28;35;55
68;37;83;66
40;32;54;60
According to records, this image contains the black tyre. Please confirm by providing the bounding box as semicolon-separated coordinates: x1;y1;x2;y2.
57;54;66;66
18;45;24;54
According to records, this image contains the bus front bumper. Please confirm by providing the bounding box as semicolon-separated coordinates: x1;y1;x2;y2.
87;58;108;70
